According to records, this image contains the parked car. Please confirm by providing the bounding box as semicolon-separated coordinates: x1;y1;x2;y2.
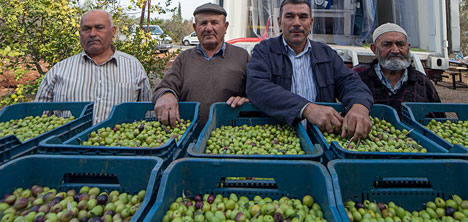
135;25;173;53
182;32;199;46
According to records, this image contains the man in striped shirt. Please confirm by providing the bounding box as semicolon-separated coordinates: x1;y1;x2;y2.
35;10;152;124
246;0;374;139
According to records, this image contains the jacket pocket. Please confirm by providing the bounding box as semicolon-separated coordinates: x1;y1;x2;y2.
271;72;292;90
314;67;335;101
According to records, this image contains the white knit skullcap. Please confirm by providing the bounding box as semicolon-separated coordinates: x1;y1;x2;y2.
372;23;408;42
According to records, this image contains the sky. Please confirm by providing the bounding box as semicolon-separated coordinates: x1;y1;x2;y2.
122;0;214;21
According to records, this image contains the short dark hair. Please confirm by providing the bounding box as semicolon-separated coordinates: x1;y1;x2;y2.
279;0;311;18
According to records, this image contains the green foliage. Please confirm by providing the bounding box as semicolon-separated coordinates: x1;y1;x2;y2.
159;15;194;44
0;0;83;106
114;25;180;86
0;46;35;106
0;0;176;106
0;0;83;74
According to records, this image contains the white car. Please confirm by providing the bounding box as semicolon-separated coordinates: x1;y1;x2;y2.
134;25;173;53
182;32;199;46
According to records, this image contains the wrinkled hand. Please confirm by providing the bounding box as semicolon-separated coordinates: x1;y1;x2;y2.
341;104;372;139
303;103;343;133
153;92;180;127
226;96;250;108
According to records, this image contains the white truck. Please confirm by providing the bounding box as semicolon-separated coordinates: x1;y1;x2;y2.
215;0;460;78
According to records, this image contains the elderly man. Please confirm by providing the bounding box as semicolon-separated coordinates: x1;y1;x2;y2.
153;3;250;126
35;10;151;124
246;0;373;139
354;23;443;117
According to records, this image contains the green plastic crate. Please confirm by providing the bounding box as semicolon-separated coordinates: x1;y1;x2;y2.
402;102;468;152
38;102;199;169
188;102;323;161
328;159;468;222
308;103;468;160
0;154;163;222
0;102;93;165
143;158;341;221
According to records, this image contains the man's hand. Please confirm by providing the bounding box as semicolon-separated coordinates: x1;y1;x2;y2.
153;92;180;127
303;103;343;133
341;104;372;139
226;96;250;108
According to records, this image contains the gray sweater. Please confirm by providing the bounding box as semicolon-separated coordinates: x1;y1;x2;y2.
153;43;251;125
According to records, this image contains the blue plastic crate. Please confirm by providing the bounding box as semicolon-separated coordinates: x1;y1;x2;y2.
143;158;341;222
308;103;468;160
0;102;93;165
188;102;323;160
328;159;468;222
0;154;163;222
402;102;468;152
38;102;199;168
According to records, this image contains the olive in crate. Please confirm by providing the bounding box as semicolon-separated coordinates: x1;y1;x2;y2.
81;119;191;147
323;117;428;153
0;115;75;142
162;193;327;222
426;119;468;147
344;195;468;222
0;185;146;222
206;124;304;155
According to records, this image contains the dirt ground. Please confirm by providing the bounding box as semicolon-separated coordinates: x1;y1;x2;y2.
0;60;43;97
433;73;468;103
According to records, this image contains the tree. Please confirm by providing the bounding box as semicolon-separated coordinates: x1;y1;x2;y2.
0;0;83;105
460;0;468;55
0;0;83;75
158;3;193;44
177;2;182;21
0;0;176;105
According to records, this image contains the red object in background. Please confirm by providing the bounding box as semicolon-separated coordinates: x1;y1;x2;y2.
227;19;269;44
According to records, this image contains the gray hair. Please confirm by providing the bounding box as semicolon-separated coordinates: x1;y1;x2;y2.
80;10;113;27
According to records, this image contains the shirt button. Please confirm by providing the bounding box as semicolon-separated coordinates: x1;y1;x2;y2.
388;92;392;96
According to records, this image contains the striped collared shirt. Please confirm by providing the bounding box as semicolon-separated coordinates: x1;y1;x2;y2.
374;63;408;94
283;37;317;103
35;48;152;124
196;42;226;60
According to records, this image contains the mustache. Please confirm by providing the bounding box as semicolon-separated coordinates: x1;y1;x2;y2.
86;38;101;44
202;32;216;37
289;28;304;33
386;53;407;60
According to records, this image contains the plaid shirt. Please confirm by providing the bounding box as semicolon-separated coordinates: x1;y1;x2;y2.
354;59;443;118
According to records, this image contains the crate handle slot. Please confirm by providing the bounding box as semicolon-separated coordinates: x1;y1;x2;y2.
237;111;269;118
217;177;278;189
373;177;431;189
62;173;120;185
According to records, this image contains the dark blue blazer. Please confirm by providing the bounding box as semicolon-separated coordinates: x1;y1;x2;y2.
246;35;373;125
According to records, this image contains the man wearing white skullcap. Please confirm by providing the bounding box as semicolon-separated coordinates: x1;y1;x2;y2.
353;23;443;118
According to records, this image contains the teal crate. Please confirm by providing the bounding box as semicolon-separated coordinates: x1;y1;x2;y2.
143;158;341;221
188;102;323;160
308;103;468;160
0;102;93;165
0;154;163;222
402;102;468;152
328;159;468;222
38;102;199;168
